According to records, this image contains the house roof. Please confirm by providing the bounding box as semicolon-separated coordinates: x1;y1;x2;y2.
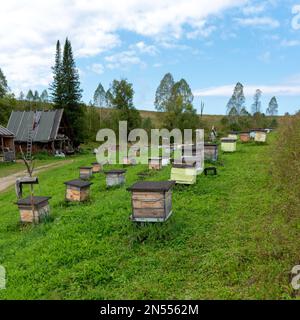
0;125;14;137
7;109;64;143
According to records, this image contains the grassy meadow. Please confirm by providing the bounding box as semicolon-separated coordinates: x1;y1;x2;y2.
0;132;299;300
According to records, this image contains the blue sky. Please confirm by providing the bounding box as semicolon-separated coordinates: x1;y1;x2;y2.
1;0;300;114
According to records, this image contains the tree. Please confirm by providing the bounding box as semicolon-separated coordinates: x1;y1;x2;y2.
93;83;106;107
40;90;49;103
106;79;141;132
266;96;278;116
49;40;64;106
200;101;205;117
154;73;175;111
18;91;25;101
251;89;262;114
33;90;40;102
0;68;8;98
26;90;34;101
227;82;246;115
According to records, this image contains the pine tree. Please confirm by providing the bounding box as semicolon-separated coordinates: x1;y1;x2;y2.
40;90;49;103
266;96;279;116
251;89;262;114
0;68;8;98
26;90;34;101
49;40;64;106
93;83;106;107
19;91;25;101
154;73;175;111
33;90;40;102
227;82;246;115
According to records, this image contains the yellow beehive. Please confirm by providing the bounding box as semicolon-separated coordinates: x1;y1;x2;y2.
221;138;237;152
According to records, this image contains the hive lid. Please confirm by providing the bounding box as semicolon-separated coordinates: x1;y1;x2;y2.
79;166;93;169
172;163;196;169
91;162;101;165
16;196;51;206
104;170;126;175
204;143;218;147
250;128;267;132
221;138;237;142
127;181;176;192
229;131;240;134
64;179;93;187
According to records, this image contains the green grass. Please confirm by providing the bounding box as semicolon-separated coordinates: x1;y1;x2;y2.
0;135;297;300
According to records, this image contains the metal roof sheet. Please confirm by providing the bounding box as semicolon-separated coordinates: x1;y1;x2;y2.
0;125;14;137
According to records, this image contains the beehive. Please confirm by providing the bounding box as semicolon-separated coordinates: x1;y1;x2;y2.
127;181;176;223
91;162;102;174
171;163;197;185
64;179;92;202
254;130;267;143
239;132;250;143
228;131;239;140
104;170;126;187
149;157;162;170
204;143;218;162
221;138;237;152
16;196;51;224
79;166;93;180
181;144;204;175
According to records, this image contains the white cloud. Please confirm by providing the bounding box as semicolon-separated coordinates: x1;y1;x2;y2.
105;51;145;70
131;42;158;55
0;0;246;91
280;39;300;47
194;84;300;97
242;4;266;15
235;17;280;28
89;63;105;75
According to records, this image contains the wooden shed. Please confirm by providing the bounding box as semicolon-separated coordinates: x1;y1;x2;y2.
221;138;237;152
0;125;15;162
127;181;176;223
104;170;126;187
149;157;162;170
171;162;197;185
64;179;92;202
204;143;218;162
239;132;251;143
79;166;93;180
16;196;51;224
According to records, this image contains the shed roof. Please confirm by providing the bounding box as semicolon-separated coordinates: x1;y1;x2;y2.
7;109;64;143
0;125;14;137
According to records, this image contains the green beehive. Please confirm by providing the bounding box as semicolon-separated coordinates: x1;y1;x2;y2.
221;138;237;152
170;163;197;185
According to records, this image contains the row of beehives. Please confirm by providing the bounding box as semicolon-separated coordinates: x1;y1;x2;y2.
15;129;270;225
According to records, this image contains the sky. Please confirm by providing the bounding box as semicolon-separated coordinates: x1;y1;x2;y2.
1;0;300;115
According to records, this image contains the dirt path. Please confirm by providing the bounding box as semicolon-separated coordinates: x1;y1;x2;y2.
0;160;73;193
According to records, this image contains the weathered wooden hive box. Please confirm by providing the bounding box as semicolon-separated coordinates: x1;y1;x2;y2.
91;162;102;174
254;129;267;143
239;132;250;143
171;162;197;185
149;157;162;170
221;138;237;152
204;143;218;161
127;181;176;223
16;196;51;224
228;131;239;140
79;166;93;180
104;170;126;187
64;179;92;202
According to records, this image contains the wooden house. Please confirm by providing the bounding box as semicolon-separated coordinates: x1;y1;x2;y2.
171;162;197;185
16;196;51;224
204;143;218;162
149;157;162;170
127;181;176;223
64;179;92;202
221;138;237;152
0;125;15;162
7;109;74;155
104;170;126;187
79;166;93;180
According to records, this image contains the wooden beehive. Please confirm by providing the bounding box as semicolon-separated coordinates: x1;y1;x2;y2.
204;143;218;162
228;131;239;140
91;162;102;174
127;181;176;222
104;170;126;187
16;196;51;224
64;179;92;202
149;157;162;170
254;129;267;143
239;132;251;143
221;138;237;152
171;162;197;185
79;166;93;180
